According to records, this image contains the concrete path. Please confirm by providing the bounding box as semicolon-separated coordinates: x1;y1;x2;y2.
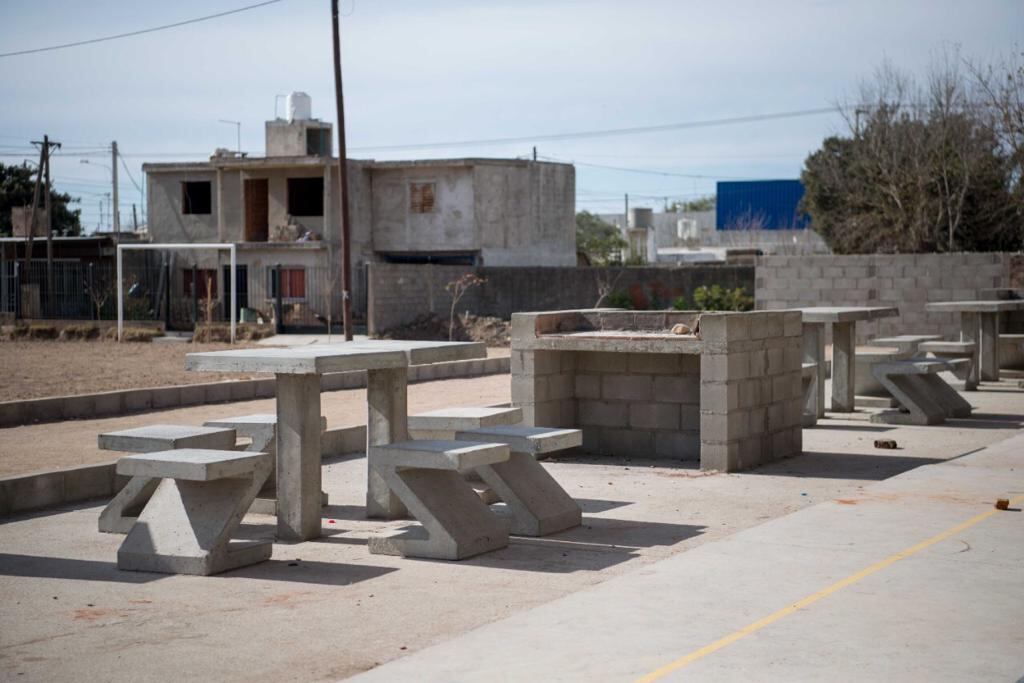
352;434;1024;682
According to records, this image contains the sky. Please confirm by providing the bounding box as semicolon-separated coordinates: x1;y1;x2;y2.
1;0;1021;231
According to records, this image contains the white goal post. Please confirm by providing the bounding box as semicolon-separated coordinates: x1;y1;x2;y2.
116;243;237;343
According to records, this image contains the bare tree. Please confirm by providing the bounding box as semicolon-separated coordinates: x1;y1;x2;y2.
445;273;485;341
84;271;112;321
593;268;623;307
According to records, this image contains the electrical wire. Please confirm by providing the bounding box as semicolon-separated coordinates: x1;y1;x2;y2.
0;0;284;58
346;107;843;152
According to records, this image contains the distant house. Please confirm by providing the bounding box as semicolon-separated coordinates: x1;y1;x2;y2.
143;93;576;322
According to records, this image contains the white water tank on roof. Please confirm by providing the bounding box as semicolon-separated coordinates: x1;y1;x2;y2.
287;92;312;122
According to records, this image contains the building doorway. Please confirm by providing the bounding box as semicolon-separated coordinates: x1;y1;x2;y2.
244;178;269;242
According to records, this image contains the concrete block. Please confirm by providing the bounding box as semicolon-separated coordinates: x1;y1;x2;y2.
627;353;681;374
701;382;740;413
575;374;601;399
602;374;653;401
701;411;748;442
680;403;701;431
204;381;234;404
653;375;700;403
700;441;740;472
151;387;181;410
654;431;700;460
7;470;63;513
409;406;523;434
577;351;628;373
578;400;628;428
592;428;654;459
123;389;153;413
547;373;576;400
629;402;680;430
61;394;95;420
62;463;116;503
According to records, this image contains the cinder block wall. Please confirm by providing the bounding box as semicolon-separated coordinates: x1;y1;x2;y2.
756;253;1015;344
698;311;803;471
368;263;754;335
510;309;803;472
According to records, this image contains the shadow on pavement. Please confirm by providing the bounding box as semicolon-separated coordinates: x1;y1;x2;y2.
754;451;945;481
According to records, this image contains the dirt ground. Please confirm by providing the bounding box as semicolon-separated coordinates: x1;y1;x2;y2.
0;340;273;401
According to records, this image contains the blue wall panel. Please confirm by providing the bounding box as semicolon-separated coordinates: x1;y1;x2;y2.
716;179;809;231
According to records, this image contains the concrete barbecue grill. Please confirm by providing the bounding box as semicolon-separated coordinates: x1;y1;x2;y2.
511;308;804;472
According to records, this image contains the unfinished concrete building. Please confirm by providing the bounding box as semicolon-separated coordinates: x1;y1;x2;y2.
143;93;576;324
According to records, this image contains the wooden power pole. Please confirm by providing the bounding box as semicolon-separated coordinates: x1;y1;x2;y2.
331;0;353;341
27;136;61;313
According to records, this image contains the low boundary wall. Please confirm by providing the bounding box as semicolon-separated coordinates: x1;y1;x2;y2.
367;263;754;335
0;425;368;517
0;356;510;428
756;253;1023;344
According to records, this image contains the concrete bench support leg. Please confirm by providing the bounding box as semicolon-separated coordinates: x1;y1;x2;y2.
932;352;978;391
831;321;855;412
802;323;825;418
979;312;1000;381
276;373;323;541
366;367;409;520
118;457;272;576
909;375;972;418
368;467;509;560
476;454;582;536
872;374;947;425
98;476;160;534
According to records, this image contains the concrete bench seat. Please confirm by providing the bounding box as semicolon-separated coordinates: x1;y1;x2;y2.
855;336;943;407
455;426;583;536
870;359;973;426
869;335;944;355
204;413;328;515
97;424;237;534
368;440;512;560
919;340;978;391
408;406;523;440
115;448;272;576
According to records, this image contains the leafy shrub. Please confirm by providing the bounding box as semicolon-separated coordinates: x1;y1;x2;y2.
605;289;634;309
691;285;754;312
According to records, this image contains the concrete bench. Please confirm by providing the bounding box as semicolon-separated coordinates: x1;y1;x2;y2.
97;425;237;534
919;340;978;391
204;413;328;515
870;359;973;426
801;363;818;428
367;440;511;560
116;448;272;576
855;335;943;406
455;425;583;536
408;406;523;440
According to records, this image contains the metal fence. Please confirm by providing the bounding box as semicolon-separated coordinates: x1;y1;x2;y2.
0;260;358;332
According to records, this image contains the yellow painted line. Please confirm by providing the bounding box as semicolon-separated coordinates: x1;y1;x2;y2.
636;495;1023;683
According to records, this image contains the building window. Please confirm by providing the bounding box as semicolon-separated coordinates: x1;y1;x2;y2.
181;181;212;215
268;267;306;300
287;177;324;216
409;182;436;213
183;269;218;298
306;128;329;156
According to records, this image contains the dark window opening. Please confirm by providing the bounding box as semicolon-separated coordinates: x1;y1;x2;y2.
287;177;324;216
409;182;436;213
306;128;329;156
379;251;477;266
181;181;212;215
183;269;218;298
268;268;307;300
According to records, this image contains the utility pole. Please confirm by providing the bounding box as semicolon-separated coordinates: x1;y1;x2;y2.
332;0;353;341
27;136;61;315
24;144;46;270
532;146;537;161
111;141;120;242
132;204;139;232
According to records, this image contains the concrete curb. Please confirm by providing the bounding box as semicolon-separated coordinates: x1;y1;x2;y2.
0;355;510;428
0;425;368;517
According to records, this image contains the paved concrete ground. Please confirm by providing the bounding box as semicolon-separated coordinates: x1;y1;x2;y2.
353;432;1024;683
1;380;1023;681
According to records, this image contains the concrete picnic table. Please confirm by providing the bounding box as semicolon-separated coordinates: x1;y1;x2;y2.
924;300;1024;382
796;306;899;415
185;340;487;541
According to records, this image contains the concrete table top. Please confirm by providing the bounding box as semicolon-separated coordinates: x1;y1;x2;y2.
924;300;1024;313
185;340;486;375
795;306;900;323
116;448;269;481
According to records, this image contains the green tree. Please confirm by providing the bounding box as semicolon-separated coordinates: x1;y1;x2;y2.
801;53;1020;254
0;162;82;237
666;195;715;213
576;211;627;265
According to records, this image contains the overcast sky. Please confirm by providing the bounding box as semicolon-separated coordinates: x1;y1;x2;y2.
1;0;1021;230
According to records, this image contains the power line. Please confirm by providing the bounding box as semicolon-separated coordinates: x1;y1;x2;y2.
347;106;843;153
540;154;759;181
0;0;283;59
